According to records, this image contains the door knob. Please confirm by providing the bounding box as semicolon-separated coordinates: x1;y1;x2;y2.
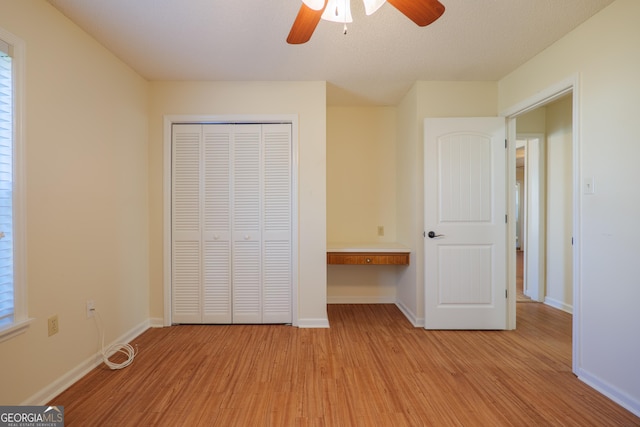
427;231;444;238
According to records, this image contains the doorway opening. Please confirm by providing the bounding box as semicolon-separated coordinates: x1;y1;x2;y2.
504;75;580;372
513;96;573;312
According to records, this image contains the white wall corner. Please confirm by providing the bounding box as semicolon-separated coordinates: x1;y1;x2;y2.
395;301;424;327
149;318;165;328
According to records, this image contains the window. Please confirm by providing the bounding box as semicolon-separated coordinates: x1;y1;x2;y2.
0;29;28;342
0;39;13;329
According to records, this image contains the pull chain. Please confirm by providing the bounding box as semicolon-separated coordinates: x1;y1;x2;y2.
343;0;348;35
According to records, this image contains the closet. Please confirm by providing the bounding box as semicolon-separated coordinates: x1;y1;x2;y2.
171;123;292;324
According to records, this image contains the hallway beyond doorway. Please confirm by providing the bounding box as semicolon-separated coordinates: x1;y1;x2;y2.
516;250;533;303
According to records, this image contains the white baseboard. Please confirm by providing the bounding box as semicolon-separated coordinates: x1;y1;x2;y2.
395;300;423;327
577;369;640;418
23;319;151;406
327;296;396;304
296;317;330;328
544;296;573;314
149;317;165;328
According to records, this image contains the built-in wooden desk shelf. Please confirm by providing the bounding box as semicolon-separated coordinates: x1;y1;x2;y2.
327;243;411;265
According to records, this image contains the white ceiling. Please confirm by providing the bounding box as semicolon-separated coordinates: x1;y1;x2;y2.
47;0;614;106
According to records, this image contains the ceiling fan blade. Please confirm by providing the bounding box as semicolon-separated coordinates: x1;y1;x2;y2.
287;1;327;44
386;0;445;27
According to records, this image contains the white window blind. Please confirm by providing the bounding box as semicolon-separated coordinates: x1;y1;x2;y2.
0;41;13;329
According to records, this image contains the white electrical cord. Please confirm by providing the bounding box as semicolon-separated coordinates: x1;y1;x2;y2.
92;309;137;370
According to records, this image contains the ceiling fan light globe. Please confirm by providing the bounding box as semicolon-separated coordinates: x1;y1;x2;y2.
321;0;353;23
363;0;385;15
301;0;325;11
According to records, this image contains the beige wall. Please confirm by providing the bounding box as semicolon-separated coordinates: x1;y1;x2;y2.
0;0;150;404
499;0;640;412
545;97;573;310
148;81;328;325
395;84;421;320
326;106;398;302
516;107;546;133
327;106;397;243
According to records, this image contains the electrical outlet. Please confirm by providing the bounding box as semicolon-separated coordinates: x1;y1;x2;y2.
377;226;384;237
86;300;95;318
48;315;59;336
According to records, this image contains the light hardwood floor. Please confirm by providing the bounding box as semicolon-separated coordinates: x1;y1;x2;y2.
51;304;639;426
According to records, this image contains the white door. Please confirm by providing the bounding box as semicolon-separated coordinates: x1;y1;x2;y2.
203;125;233;323
172;124;234;323
231;125;263;323
230;124;293;324
172;124;205;324
261;124;294;323
424;117;507;329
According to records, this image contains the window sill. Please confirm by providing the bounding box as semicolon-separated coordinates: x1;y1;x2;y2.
0;318;34;344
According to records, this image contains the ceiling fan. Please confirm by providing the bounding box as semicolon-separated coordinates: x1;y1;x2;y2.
287;0;445;44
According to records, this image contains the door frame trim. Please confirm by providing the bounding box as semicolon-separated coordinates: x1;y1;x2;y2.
501;74;580;373
517;133;546;303
162;115;300;327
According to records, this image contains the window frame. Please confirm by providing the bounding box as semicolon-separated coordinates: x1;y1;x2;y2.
0;27;30;343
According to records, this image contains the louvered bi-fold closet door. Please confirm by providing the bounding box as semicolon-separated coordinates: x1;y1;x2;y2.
172;124;233;324
202;125;232;323
171;124;205;323
230;124;292;324
261;124;292;323
172;123;292;324
231;125;263;323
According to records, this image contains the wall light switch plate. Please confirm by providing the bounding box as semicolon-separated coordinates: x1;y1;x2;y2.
583;177;595;195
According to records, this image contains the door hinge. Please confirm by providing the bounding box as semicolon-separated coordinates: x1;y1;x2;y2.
505;214;508;223
505;139;507;149
505;289;508;298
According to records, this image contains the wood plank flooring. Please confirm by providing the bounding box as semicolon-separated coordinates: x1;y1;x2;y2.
51;304;639;426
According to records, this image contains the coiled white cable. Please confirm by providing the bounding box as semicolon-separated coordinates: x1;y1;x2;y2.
93;309;137;370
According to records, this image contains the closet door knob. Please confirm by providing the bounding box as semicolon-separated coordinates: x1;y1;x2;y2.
244;235;250;240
